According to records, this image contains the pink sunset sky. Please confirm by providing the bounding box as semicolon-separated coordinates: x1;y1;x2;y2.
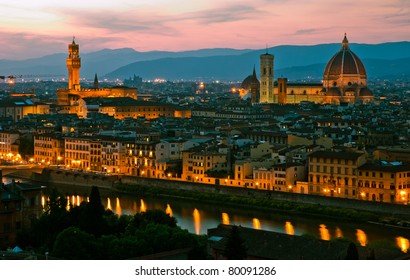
0;0;409;59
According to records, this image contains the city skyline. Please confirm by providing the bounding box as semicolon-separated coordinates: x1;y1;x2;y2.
0;0;409;59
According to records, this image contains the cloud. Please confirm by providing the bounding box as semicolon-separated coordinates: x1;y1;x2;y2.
177;5;264;25
0;32;67;59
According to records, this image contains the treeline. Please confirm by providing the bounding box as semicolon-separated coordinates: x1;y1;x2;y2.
17;187;207;260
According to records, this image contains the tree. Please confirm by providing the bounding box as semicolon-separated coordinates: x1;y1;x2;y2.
224;226;247;260
345;242;359;260
18;133;34;160
52;227;99;259
78;186;106;236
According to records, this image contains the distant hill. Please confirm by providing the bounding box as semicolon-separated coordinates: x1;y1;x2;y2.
105;41;410;81
0;41;409;81
0;48;251;79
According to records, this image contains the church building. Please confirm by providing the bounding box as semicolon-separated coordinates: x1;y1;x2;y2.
57;38;138;111
240;34;374;105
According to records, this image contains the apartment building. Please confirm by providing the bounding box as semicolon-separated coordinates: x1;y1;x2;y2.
0;180;43;248
0;131;19;157
308;151;367;199
182;147;228;182
33;133;64;165
252;163;306;191
358;162;410;204
64;136;91;170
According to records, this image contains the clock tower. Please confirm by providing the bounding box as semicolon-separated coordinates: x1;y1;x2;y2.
66;37;81;90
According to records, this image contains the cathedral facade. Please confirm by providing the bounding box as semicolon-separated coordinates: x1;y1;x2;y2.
57;38;138;109
240;34;374;105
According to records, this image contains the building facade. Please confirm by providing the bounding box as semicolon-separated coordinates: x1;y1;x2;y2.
308;151;367;199
57;38;138;109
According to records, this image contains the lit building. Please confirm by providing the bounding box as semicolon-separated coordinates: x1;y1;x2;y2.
101;139;126;174
33;133;64;165
259;52;274;103
0;99;50;122
0;131;20;158
123;131;160;177
308;150;367;198
238;67;260;103
181;148;228;182
76;97;175;119
357;162;410;204
239;34;374;105
64;136;91;170
57;38;138;110
252;163;306;191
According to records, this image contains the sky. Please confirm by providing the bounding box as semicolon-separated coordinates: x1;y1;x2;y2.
0;0;409;59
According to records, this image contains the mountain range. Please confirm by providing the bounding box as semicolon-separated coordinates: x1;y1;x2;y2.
0;41;409;81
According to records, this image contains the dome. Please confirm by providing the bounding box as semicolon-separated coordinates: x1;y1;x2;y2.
241;67;260;89
325;87;342;96
323;34;367;78
359;87;373;96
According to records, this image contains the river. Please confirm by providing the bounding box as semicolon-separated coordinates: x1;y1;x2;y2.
52;191;410;253
5;176;410;253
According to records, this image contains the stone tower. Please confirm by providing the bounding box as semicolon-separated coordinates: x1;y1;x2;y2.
259;51;274;103
93;73;99;89
277;78;287;105
66;37;81;90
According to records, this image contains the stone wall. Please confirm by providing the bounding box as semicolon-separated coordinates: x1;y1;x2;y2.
121;176;410;218
33;168;410;218
32;168;118;189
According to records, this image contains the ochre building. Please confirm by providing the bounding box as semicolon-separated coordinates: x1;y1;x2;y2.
57;38;138;110
240;34;374;105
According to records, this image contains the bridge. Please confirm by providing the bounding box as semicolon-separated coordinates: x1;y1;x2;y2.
0;165;45;180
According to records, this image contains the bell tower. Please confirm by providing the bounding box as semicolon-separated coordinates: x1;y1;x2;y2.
259;51;274;103
66;37;81;90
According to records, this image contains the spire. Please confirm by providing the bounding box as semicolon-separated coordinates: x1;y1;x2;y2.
252;65;257;78
342;33;349;49
72;36;76;44
93;73;99;89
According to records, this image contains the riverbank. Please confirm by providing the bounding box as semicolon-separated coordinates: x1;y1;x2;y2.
27;168;410;224
41;179;403;226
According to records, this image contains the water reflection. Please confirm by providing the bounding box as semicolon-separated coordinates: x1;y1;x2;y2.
193;208;201;235
41;195;46;209
166;204;173;217
285;221;294;235
335;227;343;238
115;197;122;216
396;236;409;253
40;194;410;253
66;196;70;211
132;201;138;213
140;199;146;213
356;229;368;246
253;218;261;230
319;224;330;240
107;198;112;210
222;212;230;225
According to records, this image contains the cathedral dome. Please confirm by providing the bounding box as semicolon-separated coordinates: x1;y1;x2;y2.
359;87;373;96
323;34;367;80
241;67;260;89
